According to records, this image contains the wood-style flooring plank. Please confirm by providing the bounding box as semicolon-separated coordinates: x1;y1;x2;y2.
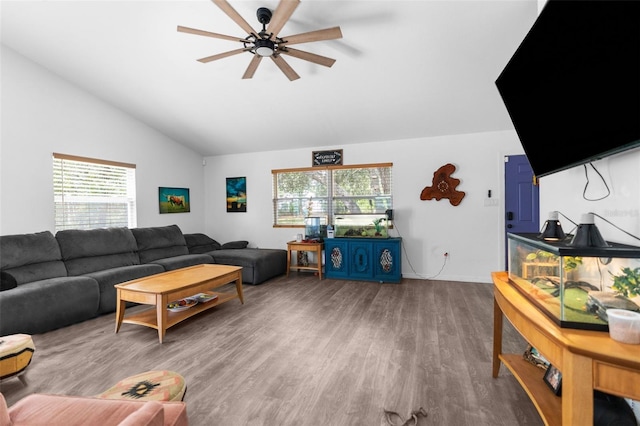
0;274;542;425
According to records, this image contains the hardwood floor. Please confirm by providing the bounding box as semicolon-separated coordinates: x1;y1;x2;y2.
1;274;543;425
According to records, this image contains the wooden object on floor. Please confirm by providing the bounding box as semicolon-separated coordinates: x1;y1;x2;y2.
286;241;323;280
0;334;34;385
97;370;186;402
115;264;244;343
492;271;640;426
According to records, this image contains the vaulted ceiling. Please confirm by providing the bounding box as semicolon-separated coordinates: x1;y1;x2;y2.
1;1;538;156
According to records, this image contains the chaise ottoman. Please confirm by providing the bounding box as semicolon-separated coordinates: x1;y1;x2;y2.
184;233;287;284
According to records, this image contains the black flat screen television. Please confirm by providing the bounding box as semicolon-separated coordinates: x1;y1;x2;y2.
495;0;640;178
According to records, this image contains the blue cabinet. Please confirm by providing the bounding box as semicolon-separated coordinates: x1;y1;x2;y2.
324;237;402;283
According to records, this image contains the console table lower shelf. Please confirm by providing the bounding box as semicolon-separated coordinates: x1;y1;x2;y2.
492;271;640;426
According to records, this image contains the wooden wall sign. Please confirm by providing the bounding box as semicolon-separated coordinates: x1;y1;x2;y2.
420;163;466;206
312;149;343;166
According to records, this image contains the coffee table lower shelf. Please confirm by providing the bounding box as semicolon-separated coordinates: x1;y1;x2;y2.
122;291;238;330
115;264;244;343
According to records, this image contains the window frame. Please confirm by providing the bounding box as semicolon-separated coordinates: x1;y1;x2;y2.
272;162;393;228
53;152;137;232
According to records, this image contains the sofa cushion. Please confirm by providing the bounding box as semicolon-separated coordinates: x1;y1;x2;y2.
85;264;165;314
1;261;69;287
183;233;221;254
0;231;68;284
151;254;213;272
0;276;100;335
131;225;190;263
0;230;62;269
56;228;140;276
221;240;249;249
209;248;286;284
0;271;18;291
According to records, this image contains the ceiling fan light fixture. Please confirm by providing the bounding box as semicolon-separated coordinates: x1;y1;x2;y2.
255;38;275;57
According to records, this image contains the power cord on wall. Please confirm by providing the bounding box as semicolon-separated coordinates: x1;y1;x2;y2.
582;162;611;201
392;220;447;280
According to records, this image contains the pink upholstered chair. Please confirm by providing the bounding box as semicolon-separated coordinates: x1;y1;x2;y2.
0;392;188;426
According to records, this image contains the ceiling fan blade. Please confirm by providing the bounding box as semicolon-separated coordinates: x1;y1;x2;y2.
177;25;245;43
271;55;300;81
279;47;336;68
281;26;343;46
267;0;300;37
242;55;263;79
197;48;247;63
211;0;257;35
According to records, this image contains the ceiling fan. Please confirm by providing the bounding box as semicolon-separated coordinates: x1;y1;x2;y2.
177;0;343;81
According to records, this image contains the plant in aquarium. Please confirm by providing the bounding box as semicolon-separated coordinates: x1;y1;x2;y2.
372;218;386;236
561;256;583;272
610;267;640;298
525;251;582;272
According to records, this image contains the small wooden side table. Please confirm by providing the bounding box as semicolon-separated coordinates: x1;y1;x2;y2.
287;241;324;280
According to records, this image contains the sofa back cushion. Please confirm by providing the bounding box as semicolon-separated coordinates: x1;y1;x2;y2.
0;231;67;287
183;233;222;254
131;225;189;263
56;227;140;276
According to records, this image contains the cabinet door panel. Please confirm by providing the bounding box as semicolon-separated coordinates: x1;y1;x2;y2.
349;242;373;279
325;240;349;279
373;240;401;282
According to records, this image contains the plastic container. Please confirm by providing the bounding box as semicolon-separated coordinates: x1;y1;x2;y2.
607;309;640;344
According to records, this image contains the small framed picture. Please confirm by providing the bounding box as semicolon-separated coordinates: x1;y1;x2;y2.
543;364;562;396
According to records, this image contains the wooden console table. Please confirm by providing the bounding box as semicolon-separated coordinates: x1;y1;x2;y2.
492;271;640;426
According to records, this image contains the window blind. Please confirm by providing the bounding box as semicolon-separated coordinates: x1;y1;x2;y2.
53;153;137;231
272;163;392;227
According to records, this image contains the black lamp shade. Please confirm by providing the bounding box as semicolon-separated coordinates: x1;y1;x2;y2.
538;211;566;241
569;214;609;248
539;219;566;241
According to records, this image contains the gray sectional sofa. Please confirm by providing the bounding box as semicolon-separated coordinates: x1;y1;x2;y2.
0;225;286;336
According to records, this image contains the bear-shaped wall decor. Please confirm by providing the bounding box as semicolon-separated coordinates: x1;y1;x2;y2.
420;163;465;206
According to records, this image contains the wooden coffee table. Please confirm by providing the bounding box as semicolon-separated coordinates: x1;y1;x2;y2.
115;264;243;343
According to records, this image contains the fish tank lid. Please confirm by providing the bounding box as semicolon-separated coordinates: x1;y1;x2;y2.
508;232;640;258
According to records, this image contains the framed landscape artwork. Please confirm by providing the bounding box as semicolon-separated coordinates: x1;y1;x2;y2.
159;187;190;214
226;177;247;212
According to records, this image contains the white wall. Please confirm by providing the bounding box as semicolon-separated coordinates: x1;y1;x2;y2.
204;131;525;283
0;45;206;235
539;149;640;247
6;42;638;284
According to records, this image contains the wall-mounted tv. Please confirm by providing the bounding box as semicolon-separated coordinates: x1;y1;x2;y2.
495;0;640;178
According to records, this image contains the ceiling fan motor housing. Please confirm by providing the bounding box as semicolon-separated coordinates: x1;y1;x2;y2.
255;38;275;56
256;7;272;25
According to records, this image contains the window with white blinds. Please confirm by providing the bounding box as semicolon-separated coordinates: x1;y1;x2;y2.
272;163;392;227
53;153;137;231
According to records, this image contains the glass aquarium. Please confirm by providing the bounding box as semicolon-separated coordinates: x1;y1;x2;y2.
304;217;323;240
507;233;640;331
333;214;390;238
